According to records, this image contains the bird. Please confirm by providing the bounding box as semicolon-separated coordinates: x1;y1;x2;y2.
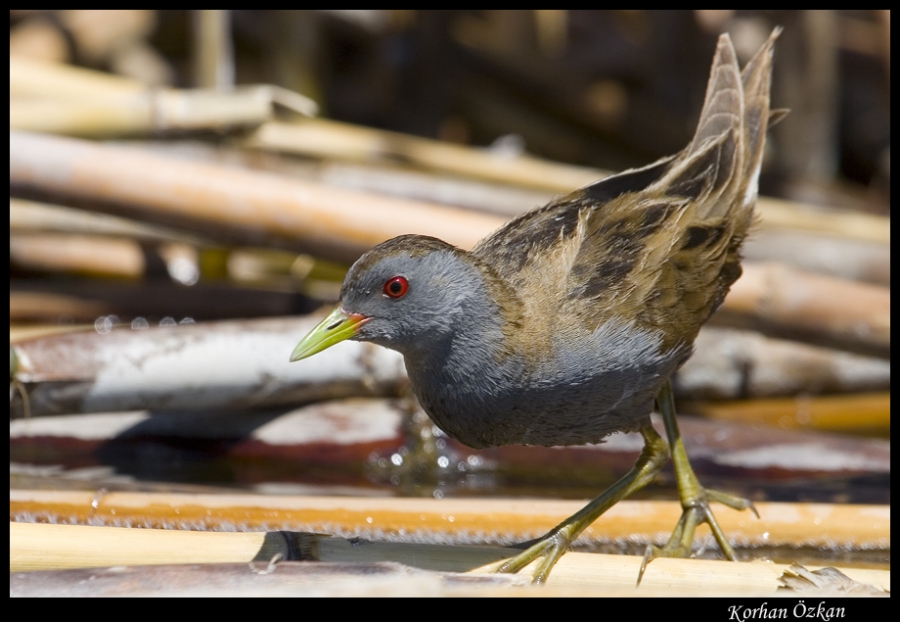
291;30;782;584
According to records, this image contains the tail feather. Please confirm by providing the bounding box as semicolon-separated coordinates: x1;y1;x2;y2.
654;34;745;220
659;31;779;221
631;30;780;340
738;28;780;207
688;35;743;156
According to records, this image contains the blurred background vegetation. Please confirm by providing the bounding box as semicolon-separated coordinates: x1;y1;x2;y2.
10;10;890;208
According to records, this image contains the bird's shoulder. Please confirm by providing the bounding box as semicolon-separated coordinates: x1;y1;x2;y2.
471;155;685;347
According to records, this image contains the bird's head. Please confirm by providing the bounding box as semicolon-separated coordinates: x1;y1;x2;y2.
290;235;494;361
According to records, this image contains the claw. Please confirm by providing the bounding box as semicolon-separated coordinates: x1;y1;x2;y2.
635;381;759;585
706;488;760;518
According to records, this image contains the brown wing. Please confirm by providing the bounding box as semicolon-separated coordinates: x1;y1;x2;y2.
470;155;678;356
474;31;778;355
471;154;676;277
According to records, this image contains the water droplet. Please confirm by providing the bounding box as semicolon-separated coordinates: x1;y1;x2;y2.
131;317;149;330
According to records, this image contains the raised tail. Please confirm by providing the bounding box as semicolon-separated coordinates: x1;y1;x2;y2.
629;29;780;343
658;30;779;223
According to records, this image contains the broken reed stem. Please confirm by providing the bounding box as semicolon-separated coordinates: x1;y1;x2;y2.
722;262;889;358
10;490;890;553
11;57;886;246
10;522;890;594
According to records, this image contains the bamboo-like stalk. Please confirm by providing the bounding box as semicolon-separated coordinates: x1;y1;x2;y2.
245;119;891;244
9;87;314;137
10;130;502;264
10;55;317;136
10;95;160;137
10;324;93;343
9;56;312;118
756;196;890;244
11;316;407;416
296;162;893;285
9;522;890;594
10;490;890;553
192;10;234;90
243;119;606;194
11;522;275;572
10;199;201;243
314;160;556;218
9;234;203;282
10;234;145;279
686;392;890;434
675;327;891;399
310;161;890;249
11;56;887;246
7;560;887;598
10;54;145;97
10;561;531;597
720;262;890;359
9;291;110;323
743;227;889;286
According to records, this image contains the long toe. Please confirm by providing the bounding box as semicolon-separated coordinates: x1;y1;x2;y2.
706;488;760;517
492;531;572;584
637;487;758;585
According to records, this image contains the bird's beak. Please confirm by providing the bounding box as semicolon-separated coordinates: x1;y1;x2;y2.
290;306;370;362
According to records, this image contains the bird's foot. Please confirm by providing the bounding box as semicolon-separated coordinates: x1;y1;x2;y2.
637;486;758;585
640;381;759;585
484;424;670;585
488;528;575;584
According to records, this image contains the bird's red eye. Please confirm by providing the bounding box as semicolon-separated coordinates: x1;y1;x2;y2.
383;276;409;298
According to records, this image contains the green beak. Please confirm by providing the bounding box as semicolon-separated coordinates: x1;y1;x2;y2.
290;306;370;362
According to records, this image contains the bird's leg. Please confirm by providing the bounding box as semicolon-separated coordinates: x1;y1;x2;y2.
489;423;669;584
638;380;758;585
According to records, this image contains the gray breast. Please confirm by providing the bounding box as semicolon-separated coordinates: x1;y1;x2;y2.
406;319;687;449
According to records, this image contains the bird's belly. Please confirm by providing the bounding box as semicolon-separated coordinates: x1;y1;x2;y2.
410;368;666;450
405;318;685;449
